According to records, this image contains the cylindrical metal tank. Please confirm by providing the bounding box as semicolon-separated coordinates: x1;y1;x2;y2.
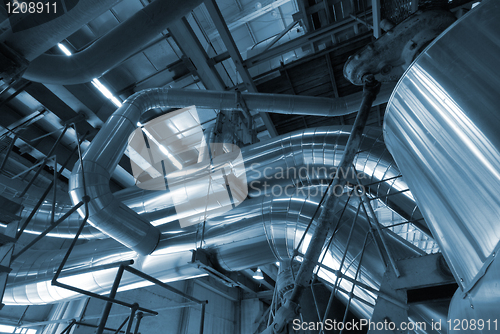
383;0;500;331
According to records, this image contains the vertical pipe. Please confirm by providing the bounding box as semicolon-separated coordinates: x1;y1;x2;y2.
125;304;139;334
199;303;206;334
133;313;143;334
96;265;126;334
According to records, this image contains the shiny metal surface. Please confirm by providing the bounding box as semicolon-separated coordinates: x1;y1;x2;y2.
19;203;106;239
0;0;122;61
6;189;422;319
448;257;500;334
48;126;424;238
70;85;398;255
5;238;204;304
124;84;395;117
69;108;161;255
384;0;500;288
23;0;204;85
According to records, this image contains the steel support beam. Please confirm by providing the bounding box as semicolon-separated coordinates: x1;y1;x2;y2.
204;0;278;137
206;0;292;41
234;14;371;69
169;18;226;91
371;0;382;38
387;253;456;290
262;21;299;52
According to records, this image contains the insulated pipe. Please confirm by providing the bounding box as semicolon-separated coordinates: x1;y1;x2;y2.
69;87;397;255
262;75;382;334
19;203;106;239
383;1;500;330
34;126;422;239
384;0;500;288
123;85;395;117
0;0;123;61
5;192;423;313
22;0;205;85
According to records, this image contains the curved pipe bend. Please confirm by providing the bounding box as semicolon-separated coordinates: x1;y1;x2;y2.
6;191;423;311
22;0;204;85
66;124;427;253
69;84;397;256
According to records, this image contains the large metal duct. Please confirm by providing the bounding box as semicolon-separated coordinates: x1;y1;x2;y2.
22;0;204;85
6;191;423;319
69;88;402;256
0;0;123;61
25;126;425;239
383;0;500;330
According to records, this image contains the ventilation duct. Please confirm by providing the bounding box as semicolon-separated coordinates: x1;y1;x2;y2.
0;0;123;61
383;0;500;328
6;190;423;320
69;87;402;255
22;0;205;85
26;126;427;239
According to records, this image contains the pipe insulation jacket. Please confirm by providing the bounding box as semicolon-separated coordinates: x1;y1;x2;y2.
27;126;424;239
69;87;396;255
22;0;205;84
0;0;123;61
6;192;424;315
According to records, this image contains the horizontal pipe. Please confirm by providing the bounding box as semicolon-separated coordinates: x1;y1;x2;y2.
0;0;122;61
5;189;422;313
68;85;396;256
44;126;424;240
22;0;204;85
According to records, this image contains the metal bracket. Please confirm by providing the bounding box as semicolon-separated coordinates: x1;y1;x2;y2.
344;9;456;85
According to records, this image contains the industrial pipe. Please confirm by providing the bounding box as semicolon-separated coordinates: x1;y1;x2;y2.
22;0;205;85
383;0;500;331
260;75;382;333
0;0;123;61
5;190;423;316
28;125;425;239
69;85;398;255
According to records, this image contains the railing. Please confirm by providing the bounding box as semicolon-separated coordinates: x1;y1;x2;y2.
1;120;208;334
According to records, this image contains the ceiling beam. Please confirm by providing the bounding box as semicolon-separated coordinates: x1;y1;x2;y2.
214;12;372;69
169;18;226;91
206;0;292;41
204;0;278;137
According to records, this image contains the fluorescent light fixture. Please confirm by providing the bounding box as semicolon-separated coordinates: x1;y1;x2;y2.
252;268;264;280
141;127;183;170
91;78;122;107
57;43;72;56
0;325;15;333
